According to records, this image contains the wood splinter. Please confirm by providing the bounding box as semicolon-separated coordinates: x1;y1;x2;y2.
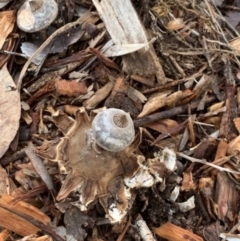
93;0;166;85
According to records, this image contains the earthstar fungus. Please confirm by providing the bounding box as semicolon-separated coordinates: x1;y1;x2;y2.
17;0;58;33
92;108;135;152
36;107;175;222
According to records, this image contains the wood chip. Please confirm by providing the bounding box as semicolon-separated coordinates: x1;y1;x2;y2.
92;0;166;84
55;79;88;97
153;222;203;241
0;194;50;236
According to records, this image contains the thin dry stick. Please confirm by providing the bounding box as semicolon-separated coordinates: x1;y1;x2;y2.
229;220;240;234
116;216;132;241
211;0;240;38
134;95;216;127
177;152;240;175
142;64;207;94
17;14;90;91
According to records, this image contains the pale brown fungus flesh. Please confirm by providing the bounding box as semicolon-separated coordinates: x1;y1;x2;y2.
35;108;142;220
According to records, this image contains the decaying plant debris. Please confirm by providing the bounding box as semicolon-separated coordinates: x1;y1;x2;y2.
35;107;175;223
1;0;240;240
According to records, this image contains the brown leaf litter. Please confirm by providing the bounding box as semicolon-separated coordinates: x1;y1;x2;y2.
2;0;240;240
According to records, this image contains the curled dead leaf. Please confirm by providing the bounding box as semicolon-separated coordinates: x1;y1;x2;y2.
233;117;240;134
25;144;54;191
138;90;193;118
0;64;21;158
167;18;185;31
227;135;240;155
146;119;178;133
104;40;155;57
229;38;240;56
137;90;171;118
0;11;15;49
